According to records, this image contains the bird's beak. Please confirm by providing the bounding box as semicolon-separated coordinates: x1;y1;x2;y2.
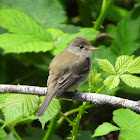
89;46;99;51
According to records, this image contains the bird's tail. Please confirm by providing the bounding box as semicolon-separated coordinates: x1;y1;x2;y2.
37;92;55;117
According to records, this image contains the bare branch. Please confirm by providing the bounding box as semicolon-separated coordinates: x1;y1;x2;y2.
92;33;114;45
0;84;47;96
0;84;140;112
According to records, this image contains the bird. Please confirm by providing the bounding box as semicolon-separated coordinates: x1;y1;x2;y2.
37;36;99;116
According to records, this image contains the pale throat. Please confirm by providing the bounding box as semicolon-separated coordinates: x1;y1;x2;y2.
67;47;92;58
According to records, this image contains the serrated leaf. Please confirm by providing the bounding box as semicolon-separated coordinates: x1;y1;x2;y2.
2;94;39;126
95;73;102;84
115;55;134;73
0;9;47;38
0;34;53;53
0;9;55;53
0;0;67;27
97;59;116;74
92;122;120;137
127;56;140;74
120;74;140;88
76;28;99;40
104;75;120;90
0;9;52;41
113;109;140;140
0;94;8;104
45;28;64;39
88;67;102;93
38;97;60;129
17;115;37;124
111;5;140;55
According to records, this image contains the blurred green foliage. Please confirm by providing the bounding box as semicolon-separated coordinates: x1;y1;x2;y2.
93;109;140;139
0;0;140;140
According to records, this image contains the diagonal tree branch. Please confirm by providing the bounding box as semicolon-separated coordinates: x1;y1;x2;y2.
0;84;140;112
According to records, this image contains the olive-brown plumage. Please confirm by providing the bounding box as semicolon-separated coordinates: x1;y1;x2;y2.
37;36;98;116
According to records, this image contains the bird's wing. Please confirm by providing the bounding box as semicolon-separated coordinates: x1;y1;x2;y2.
56;57;91;92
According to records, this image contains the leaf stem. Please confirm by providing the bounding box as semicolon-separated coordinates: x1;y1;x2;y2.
101;0;107;12
59;111;74;126
71;102;88;140
10;126;22;140
94;0;115;30
71;73;106;140
96;85;105;93
57;104;95;127
43;116;58;140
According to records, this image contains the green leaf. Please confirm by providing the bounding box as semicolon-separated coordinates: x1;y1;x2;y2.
0;34;53;53
2;94;39;126
127;56;140;74
7;132;17;140
106;24;117;37
92;45;117;71
0;0;67;27
0;9;48;38
0;94;8;104
0;118;4;123
115;55;134;73
22;127;45;140
51;34;72;55
113;109;140;140
45;28;64;39
92;122;120;137
0;9;55;53
120;74;140;88
100;86;120;96
38;97;60;129
111;5;140;56
52;24;80;34
104;75;120;90
0;128;7;140
88;67;102;93
75;28;99;40
107;4;128;23
17;115;37;124
121;85;140;95
97;59;116;74
77;130;96;140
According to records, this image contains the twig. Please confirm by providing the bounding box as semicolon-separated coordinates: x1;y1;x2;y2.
71;102;88;140
92;33;114;45
59;111;74;126
43;116;58;140
10;126;22;140
0;84;140;112
57;104;95;127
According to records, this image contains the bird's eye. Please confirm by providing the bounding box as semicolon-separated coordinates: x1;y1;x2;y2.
79;45;84;49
